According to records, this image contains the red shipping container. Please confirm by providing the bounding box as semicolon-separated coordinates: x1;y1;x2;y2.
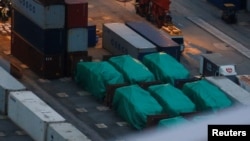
65;0;88;28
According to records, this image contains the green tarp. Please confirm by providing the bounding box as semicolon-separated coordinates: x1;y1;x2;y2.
142;52;190;84
108;55;155;84
112;85;163;130
158;116;189;128
74;61;125;100
182;79;233;112
148;84;196;116
158;115;215;128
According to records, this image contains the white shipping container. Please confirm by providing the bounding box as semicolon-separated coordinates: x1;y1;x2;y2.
0;66;26;114
102;23;157;60
67;28;88;52
12;0;65;29
205;76;250;106
47;122;91;141
8;91;66;141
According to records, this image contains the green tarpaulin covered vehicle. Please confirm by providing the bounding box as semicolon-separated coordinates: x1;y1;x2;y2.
112;85;163;130
108;55;155;84
74;61;125;100
142;52;190;84
157;114;215;128
182;79;233;112
148;84;196;117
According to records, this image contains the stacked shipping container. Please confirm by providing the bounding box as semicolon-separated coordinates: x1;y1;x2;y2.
11;31;66;79
11;0;90;79
64;0;89;76
11;0;66;79
11;0;66;29
12;9;66;54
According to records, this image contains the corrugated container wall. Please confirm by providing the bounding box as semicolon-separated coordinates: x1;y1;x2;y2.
102;23;157;60
11;31;31;65
0;67;26;115
37;0;65;6
65;0;88;28
125;21;181;61
88;23;97;47
11;0;65;29
47;122;91;141
67;28;88;52
11;32;65;79
207;0;245;10
8;91;66;141
12;9;66;54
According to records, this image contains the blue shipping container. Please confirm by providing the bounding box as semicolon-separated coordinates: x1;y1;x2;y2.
12;9;66;54
125;21;181;61
11;31;65;79
88;23;97;47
